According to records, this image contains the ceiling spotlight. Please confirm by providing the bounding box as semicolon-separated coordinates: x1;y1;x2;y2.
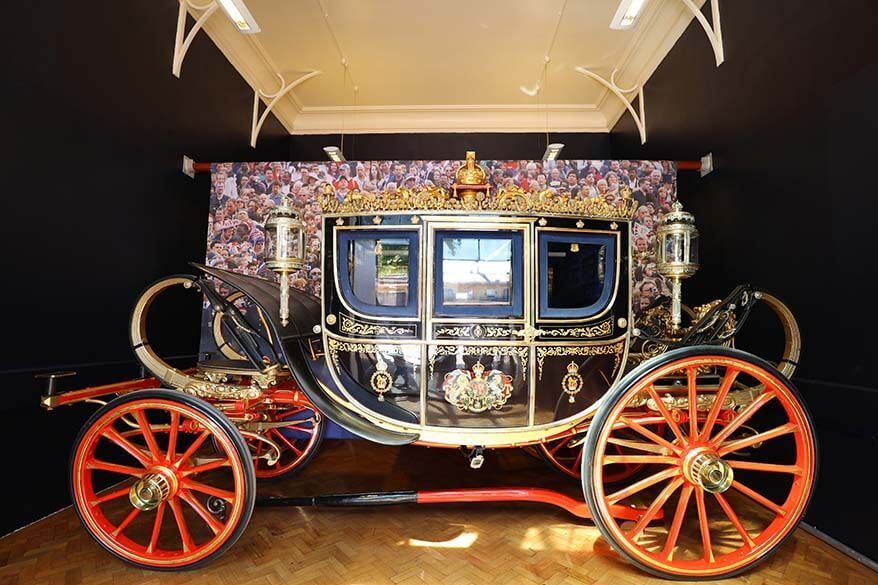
323;146;346;163
543;143;564;162
610;0;648;30
217;0;261;34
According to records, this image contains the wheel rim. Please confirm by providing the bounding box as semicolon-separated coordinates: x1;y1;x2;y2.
72;399;249;568
589;354;815;578
252;403;322;479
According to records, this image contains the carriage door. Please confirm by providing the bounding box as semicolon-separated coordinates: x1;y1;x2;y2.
424;219;534;428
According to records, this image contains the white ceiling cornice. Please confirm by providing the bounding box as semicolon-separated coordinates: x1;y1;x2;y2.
187;0;706;135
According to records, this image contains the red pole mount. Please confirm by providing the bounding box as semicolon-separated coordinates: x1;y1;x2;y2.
677;153;714;176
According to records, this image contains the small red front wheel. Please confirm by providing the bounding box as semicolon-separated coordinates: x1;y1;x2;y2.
582;347;817;580
70;389;256;570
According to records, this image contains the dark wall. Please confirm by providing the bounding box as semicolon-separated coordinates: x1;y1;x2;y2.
0;1;289;536
611;0;878;560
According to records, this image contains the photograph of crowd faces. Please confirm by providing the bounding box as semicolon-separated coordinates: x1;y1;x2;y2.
206;159;677;316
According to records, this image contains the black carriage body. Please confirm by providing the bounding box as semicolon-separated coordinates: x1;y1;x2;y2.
316;212;631;446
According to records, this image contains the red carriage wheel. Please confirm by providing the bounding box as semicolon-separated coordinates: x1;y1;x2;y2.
70;390;256;570
250;402;325;480
582;347;816;580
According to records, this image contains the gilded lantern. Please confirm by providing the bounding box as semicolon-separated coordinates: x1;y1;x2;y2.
264;196;304;326
656;201;699;279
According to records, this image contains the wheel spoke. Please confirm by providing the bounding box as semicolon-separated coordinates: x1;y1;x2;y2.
179;490;224;535
717;423;798;456
270;429;303;457
710;391;776;446
86;458;144;477
169;498;195;553
714;492;755;549
90;486;132;506
603;455;679;465
687;367;698;440
699;368;738;441
573;447;583;472
662;484;693;560
182;479;236;503
181;458;231;477
606;467;680;504
167;412;180;462
645;385;688;446
147;501;165;553
618;416;681;455
695;489;714;562
727;461;803;475
112;507;140;537
627;478;683;539
173;430;211;468
549;438;568;456
607;436;669;454
133;409;163;462
730;480;786;516
104;427;153;467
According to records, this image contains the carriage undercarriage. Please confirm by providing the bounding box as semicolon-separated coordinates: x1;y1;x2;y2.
41;155;816;580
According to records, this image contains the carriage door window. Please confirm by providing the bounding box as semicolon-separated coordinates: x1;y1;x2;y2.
434;231;523;317
539;232;616;319
338;231;419;317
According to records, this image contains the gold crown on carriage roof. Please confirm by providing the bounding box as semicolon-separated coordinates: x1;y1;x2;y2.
318;151;638;220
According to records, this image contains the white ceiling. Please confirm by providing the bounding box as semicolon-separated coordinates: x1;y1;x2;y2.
193;0;705;134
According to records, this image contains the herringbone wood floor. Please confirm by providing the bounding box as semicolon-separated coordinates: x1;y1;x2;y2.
0;440;874;585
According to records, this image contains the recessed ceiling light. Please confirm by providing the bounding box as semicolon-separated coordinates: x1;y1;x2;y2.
543;143;564;161
610;0;648;30
323;146;346;163
217;0;261;34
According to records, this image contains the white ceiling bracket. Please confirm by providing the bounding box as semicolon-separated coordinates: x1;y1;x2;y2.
678;0;724;66
575;67;647;144
171;0;219;78
251;71;321;147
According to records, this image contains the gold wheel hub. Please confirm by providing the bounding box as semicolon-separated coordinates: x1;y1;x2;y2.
129;466;177;511
683;448;734;494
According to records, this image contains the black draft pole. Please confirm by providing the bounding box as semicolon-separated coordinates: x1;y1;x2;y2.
256;491;418;508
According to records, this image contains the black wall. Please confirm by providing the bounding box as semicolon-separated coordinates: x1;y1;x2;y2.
0;1;289;536
611;0;878;561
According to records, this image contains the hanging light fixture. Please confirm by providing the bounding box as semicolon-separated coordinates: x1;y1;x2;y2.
543;143;565;161
610;0;649;30
323;146;346;163
217;0;261;33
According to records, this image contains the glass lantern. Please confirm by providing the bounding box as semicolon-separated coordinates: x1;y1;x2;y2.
655;201;699;331
264;196;305;327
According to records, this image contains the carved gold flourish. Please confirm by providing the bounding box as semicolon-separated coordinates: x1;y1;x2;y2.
340;315;414;337
536;341;625;379
539;319;613;339
429;345;529;379
320;184;637;220
434;324;515;338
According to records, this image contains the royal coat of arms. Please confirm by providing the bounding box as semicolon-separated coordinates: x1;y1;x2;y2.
442;362;514;413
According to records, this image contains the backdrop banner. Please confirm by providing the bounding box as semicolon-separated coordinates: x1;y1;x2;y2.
205;159;677;351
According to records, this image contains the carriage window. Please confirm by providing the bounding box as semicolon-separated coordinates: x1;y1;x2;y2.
434;231;523;317
539;232;616;319
442;238;512;305
338;230;419;317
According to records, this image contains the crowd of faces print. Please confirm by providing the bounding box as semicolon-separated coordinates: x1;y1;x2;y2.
205;158;676;340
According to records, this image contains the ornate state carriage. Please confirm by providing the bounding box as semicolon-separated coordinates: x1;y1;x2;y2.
43;153;814;579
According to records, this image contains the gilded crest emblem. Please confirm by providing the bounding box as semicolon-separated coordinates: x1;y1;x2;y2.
442;362;513;413
561;361;584;403
370;359;393;401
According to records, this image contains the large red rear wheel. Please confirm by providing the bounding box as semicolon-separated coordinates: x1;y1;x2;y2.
250;401;325;480
582;347;816;580
70;390;256;570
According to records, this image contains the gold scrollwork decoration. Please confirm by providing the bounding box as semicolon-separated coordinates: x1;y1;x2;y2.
434;323;515;338
429;345;529;379
320;183;637;220
536;341;625;380
539;319;613;339
340;315;415;337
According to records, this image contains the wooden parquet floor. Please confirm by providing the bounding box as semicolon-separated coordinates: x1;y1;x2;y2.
0;440;874;585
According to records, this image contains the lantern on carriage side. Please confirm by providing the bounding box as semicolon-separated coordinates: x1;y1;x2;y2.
656;200;699;331
265;195;304;327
